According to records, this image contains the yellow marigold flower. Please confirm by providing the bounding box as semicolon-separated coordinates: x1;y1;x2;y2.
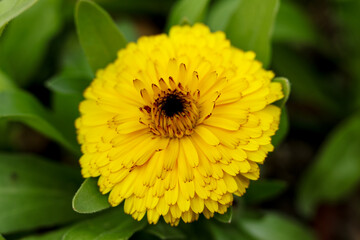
75;23;283;226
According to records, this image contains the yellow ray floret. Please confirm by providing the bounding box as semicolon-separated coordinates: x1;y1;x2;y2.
76;23;283;226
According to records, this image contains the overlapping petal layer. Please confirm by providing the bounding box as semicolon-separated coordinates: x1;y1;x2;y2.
76;24;283;225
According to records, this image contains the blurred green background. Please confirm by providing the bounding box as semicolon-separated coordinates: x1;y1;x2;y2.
0;0;360;239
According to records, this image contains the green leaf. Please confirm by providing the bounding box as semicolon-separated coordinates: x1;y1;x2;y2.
225;0;279;67
51;92;83;152
166;0;210;31
75;0;127;73
206;0;240;32
271;107;289;147
46;32;91;95
238;212;315;240
46;72;90;95
0;24;6;37
0;0;62;86
0;89;79;154
273;77;290;108
62;208;147;240
73;178;111;214
244;180;287;204
273;1;319;46
0;0;37;28
214;206;232;223
19;226;72;240
297;114;360;217
145;221;186;239
0;70;16;91
93;0;176;15
0;153;84;234
0;234;5;240
58;31;94;77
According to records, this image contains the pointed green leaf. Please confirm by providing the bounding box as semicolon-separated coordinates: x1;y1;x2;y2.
206;0;240;32
0;89;79;154
226;0;279;67
273;77;290;108
166;0;210;31
297;114;360;217
73;177;111;214
0;153;84;234
0;234;5;240
75;0;127;73
62;208;147;240
238;212;315;240
0;0;62;86
214;206;232;224
244;180;287;204
0;0;37;28
145;221;186;239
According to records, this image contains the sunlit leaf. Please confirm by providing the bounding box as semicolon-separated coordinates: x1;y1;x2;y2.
72;178;110;214
244;180;287;204
238;212;315;240
0;89;79;154
226;0;279;67
0;0;62;86
75;0;127;73
0;153;84;234
62;207;146;240
0;0;37;28
166;0;210;31
214;206;232;224
297;113;360;217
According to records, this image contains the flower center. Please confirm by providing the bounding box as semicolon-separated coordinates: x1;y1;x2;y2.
160;93;185;117
140;79;200;139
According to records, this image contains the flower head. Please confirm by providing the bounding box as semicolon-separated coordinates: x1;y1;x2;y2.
76;24;283;226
